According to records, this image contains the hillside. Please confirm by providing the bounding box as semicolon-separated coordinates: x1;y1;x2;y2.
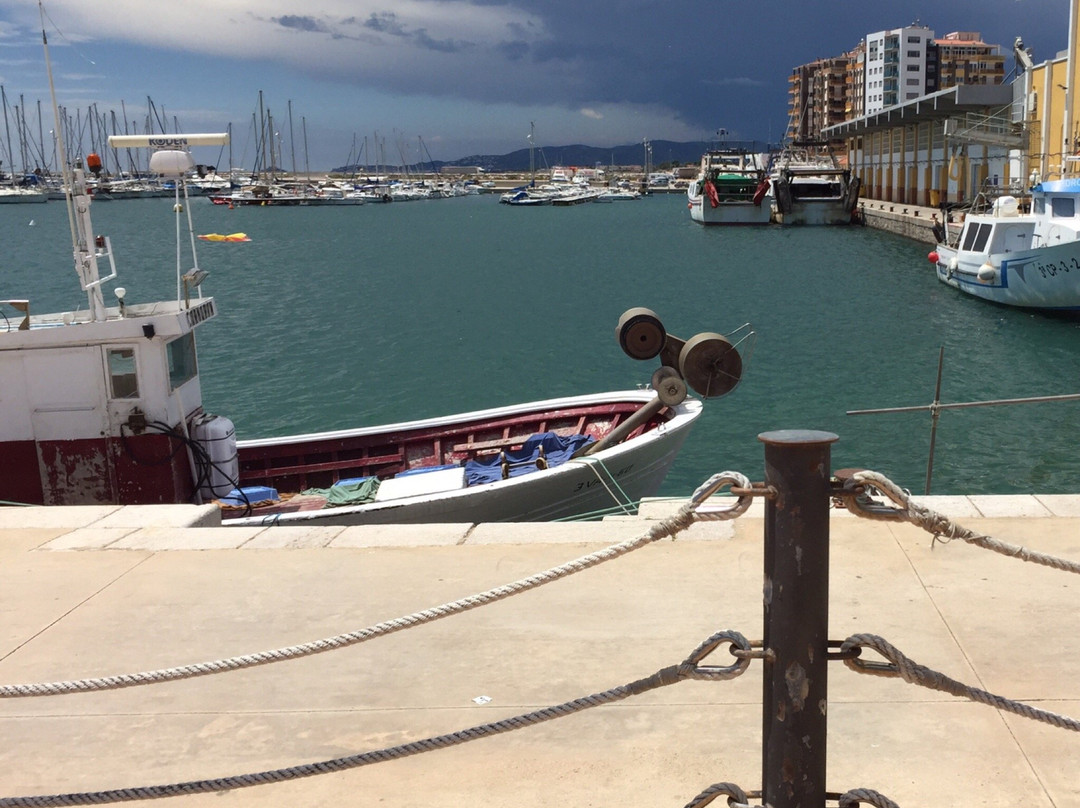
332;139;774;174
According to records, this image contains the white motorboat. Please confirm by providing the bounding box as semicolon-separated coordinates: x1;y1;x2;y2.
928;180;1080;311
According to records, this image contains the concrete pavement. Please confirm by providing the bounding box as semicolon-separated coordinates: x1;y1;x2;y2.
1;492;1078;807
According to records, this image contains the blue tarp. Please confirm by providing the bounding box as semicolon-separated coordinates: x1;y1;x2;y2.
464;432;594;486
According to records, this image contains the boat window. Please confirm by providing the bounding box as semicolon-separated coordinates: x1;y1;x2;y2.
970;223;993;252
1033;197;1045;215
1051;196;1076;218
961;223;979;250
961;222;993;252
167;333;198;390
108;348;139;399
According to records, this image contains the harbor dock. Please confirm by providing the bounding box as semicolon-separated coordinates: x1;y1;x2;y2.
1;488;1078;807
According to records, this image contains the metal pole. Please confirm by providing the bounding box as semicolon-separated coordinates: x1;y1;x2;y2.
760;429;837;808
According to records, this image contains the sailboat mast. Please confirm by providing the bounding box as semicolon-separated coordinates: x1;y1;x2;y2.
1;87;13;186
287;99;297;177
302;116;310;183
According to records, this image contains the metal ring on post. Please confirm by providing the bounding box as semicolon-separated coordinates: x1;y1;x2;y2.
689;471;753;521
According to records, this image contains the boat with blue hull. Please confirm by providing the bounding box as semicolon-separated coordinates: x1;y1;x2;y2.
929;179;1080;311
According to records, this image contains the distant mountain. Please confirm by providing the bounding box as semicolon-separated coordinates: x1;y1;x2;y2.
332;139;775;174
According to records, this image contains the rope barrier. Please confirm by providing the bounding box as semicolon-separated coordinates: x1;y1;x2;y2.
839;470;1080;575
683;782;762;808
0;630;752;807
0;472;752;699
841;633;1080;732
838;789;900;808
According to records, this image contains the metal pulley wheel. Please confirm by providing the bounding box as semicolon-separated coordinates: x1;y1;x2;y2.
651;366;687;406
616;307;666;360
678;332;743;398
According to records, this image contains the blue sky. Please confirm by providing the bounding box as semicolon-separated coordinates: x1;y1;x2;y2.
0;0;1069;171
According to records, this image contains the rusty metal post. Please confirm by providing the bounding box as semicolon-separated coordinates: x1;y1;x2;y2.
759;429;838;808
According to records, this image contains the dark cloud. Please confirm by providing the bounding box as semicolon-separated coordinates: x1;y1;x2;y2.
274;15;330;34
413;29;471;54
364;12;407;36
497;40;531;61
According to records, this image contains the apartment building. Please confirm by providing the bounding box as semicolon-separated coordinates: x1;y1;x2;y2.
865;24;935;114
935;31;1006;88
787;55;851;142
788;25;1004;142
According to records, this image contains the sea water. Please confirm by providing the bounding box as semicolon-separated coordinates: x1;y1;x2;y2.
4;192;1080;497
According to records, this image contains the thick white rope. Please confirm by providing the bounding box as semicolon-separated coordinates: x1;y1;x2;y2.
0;472;752;698
838;788;901;808
841;471;1080;575
0;630;752;806
842;633;1080;732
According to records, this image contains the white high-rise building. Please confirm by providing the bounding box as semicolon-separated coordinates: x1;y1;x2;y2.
864;24;934;114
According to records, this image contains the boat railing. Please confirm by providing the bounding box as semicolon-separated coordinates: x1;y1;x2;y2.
940;179;1032;246
965;178;1031;216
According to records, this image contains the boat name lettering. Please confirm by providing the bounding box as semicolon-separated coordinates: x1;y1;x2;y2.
1033;257;1080;279
572;464;634;493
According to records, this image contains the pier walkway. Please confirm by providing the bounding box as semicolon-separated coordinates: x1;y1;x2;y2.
1;491;1078;807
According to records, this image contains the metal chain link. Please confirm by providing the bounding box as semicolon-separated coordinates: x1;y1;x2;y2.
836;470;1080;575
0;630;752;807
841;633;1080;732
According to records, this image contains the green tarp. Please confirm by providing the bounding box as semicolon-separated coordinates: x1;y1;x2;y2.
302;477;380;507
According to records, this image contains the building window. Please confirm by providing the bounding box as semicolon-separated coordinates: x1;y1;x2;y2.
108;348;139;399
907;64;921;72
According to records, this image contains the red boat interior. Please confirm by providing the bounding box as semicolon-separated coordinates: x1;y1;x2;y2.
224;399;669;518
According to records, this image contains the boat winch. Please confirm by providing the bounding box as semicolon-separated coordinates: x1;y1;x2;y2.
615;307;745;404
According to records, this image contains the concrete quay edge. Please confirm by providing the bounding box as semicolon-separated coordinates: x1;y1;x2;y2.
1;491;1079;550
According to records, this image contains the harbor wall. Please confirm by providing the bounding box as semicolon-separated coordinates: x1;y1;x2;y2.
857;198;939;244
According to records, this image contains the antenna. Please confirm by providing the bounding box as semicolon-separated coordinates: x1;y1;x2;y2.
109;134;231;308
41;0;110;322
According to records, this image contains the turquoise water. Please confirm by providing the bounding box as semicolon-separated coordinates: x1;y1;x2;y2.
5;193;1080;496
